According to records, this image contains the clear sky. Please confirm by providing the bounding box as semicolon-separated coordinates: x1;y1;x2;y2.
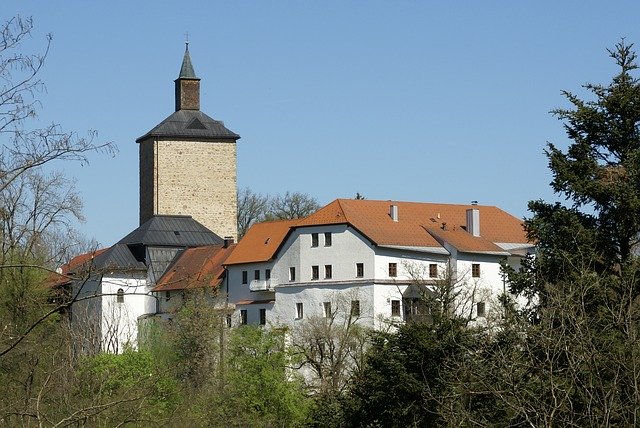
4;1;640;247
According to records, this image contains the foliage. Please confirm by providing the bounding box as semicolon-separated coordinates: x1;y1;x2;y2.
187;326;311;427
494;40;640;426
511;41;640;308
344;320;473;427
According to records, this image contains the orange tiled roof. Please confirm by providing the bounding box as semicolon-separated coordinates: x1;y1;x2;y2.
152;244;236;292
299;199;528;247
226;199;529;265
224;219;299;265
47;248;109;287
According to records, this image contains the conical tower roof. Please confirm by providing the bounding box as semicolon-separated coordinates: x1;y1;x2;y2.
179;43;197;78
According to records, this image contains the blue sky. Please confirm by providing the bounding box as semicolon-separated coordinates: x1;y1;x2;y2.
4;1;640;246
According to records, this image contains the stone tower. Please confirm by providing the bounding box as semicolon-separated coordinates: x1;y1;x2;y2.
137;44;240;240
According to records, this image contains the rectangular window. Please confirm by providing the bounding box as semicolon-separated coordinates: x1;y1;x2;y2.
472;263;481;278
226;314;232;328
323;302;332;318
356;263;364;278
259;308;266;325
312;265;319;280
296;302;304;319
289;267;296;282
324;232;332;246
325;264;332;279
311;233;319;247
391;300;401;317
265;269;271;280
254;269;260;280
242;270;248;284
389;262;397;277
429;263;438;278
351;300;360;317
165;291;171;301
240;310;247;325
477;302;486;318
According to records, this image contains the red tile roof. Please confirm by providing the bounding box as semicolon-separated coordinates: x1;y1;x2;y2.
227;199;529;264
152;244;236;292
47;248;109;287
224;219;299;265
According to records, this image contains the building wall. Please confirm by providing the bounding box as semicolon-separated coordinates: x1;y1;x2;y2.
139;138;238;240
99;273;152;353
272;283;376;328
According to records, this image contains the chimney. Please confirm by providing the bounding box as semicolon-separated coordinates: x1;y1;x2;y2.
466;208;480;237
390;204;399;222
223;236;235;248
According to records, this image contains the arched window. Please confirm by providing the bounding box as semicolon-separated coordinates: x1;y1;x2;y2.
116;288;124;303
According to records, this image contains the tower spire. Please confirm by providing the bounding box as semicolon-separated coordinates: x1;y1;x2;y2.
174;42;201;111
179;42;196;78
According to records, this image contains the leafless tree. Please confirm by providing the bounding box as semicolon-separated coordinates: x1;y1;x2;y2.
268;191;320;220
290;292;370;395
237;187;269;239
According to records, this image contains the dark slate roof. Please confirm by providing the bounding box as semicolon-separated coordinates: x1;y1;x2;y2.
179;45;197;78
136;110;239;142
92;244;146;271
117;215;223;247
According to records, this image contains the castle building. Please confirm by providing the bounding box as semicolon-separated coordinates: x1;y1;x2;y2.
137;44;240;241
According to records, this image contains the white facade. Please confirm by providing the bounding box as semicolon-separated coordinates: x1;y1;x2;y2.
72;271;154;353
227;222;521;330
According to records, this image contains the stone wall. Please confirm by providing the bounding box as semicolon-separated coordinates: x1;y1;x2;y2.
139;138;238;241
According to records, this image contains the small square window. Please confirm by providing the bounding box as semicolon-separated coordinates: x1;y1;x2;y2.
240;309;247;325
323;302;332;318
324;232;332;246
312;265;319;280
289;267;296;282
351;300;360;317
311;233;319;247
476;302;486;318
325;265;332;279
265;269;271;280
356;263;364;278
296;302;304;319
389;263;397;277
259;308;266;325
429;264;438;278
242;270;248;284
254;269;260;280
391;300;401;317
472;263;480;278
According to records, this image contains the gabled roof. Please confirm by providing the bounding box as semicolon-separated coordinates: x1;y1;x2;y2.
136;110;239;142
224;219;299;265
425;227;510;255
228;199;529;264
152;244;236;292
297;199;527;248
47;247;109;287
118;215;222;247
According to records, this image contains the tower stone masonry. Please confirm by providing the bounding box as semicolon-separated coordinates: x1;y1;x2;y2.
137;44;240;241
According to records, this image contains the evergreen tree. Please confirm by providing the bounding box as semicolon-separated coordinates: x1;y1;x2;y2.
511;41;640;302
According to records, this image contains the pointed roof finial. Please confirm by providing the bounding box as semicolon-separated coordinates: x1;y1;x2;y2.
179;38;196;79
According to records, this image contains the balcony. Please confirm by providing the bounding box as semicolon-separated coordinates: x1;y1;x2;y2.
249;278;275;292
